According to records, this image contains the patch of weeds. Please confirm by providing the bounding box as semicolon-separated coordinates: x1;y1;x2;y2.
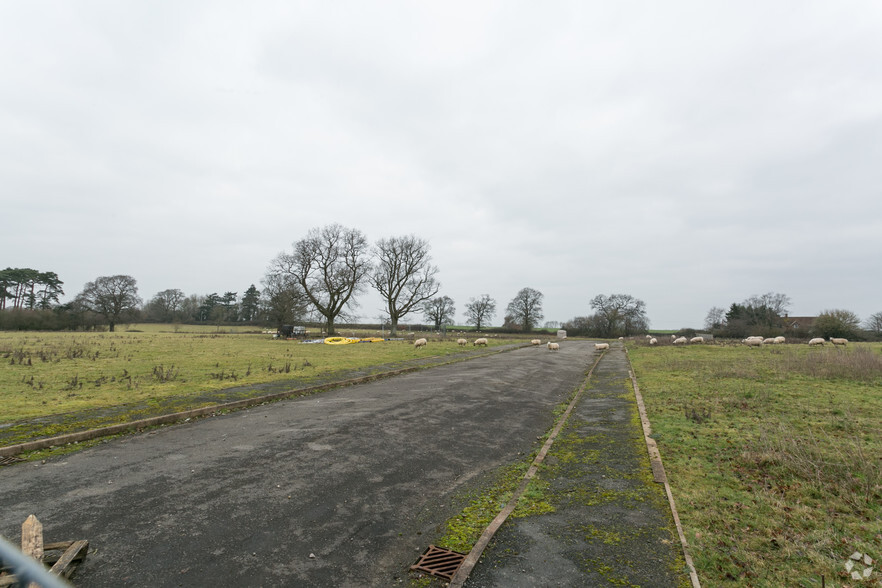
684;405;711;424
512;478;555;518
152;364;179;382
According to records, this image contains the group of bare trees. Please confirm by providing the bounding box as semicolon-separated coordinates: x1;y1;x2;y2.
562;293;650;338
265;224;558;335
267;225;442;336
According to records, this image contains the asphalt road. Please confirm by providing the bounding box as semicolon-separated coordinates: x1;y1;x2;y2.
1;341;593;587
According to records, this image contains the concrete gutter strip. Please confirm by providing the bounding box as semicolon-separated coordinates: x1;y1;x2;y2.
0;346;521;459
628;365;701;588
448;351;606;588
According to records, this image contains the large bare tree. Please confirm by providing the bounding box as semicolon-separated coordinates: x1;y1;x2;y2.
865;311;882;338
464;294;496;331
422;295;456;330
271;224;370;335
75;275;142;332
260;272;309;327
589;293;649;337
506;288;544;332
370;235;440;336
145;288;185;322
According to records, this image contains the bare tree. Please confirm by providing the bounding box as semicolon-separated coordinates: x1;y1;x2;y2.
260;272;309;327
422;296;456;330
271;224;370;335
864;311;882;339
506;288;544;332
464;294;496;331
145;288;185;322
704;306;725;331
370;235;440;336
75;275;142;332
589;293;649;337
750;292;792;317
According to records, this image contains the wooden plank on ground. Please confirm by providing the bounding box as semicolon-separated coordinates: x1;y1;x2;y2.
49;540;89;578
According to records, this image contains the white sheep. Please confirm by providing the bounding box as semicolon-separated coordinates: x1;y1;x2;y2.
414;338;427;348
595;343;610;351
742;336;764;347
773;336;786;344
673;336;688;345
618;336;624;341
830;337;848;346
531;339;542;345
808;338;825;346
690;336;705;344
762;338;775;345
473;338;488;347
645;334;652;339
649;338;657;345
456;338;467;346
547;342;560;351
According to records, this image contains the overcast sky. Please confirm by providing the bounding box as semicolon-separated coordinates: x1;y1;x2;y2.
3;2;881;329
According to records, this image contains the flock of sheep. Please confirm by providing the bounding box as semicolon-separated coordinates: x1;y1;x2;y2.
413;337;559;350
411;334;850;351
741;335;848;347
414;337;488;349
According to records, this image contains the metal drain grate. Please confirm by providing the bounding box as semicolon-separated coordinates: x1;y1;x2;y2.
411;545;467;580
0;455;24;467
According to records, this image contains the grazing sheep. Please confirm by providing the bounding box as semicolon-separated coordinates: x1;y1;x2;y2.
473;338;488;347
595;343;610;351
673;337;688;345
618;336;624;341
773;336;786;344
830;337;848;346
547;342;560;351
742;336;764;346
649;338;657;345
414;338;427;349
763;338;775;345
690;336;705;344
457;338;468;346
645;334;652;339
808;338;825;346
531;339;542;345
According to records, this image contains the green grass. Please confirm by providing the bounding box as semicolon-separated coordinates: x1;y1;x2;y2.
0;329;517;425
627;341;882;586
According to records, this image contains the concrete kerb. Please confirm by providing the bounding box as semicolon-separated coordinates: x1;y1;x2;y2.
625;349;701;588
0;343;527;459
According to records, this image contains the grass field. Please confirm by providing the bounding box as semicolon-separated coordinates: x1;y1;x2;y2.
0;328;515;425
628;341;882;586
